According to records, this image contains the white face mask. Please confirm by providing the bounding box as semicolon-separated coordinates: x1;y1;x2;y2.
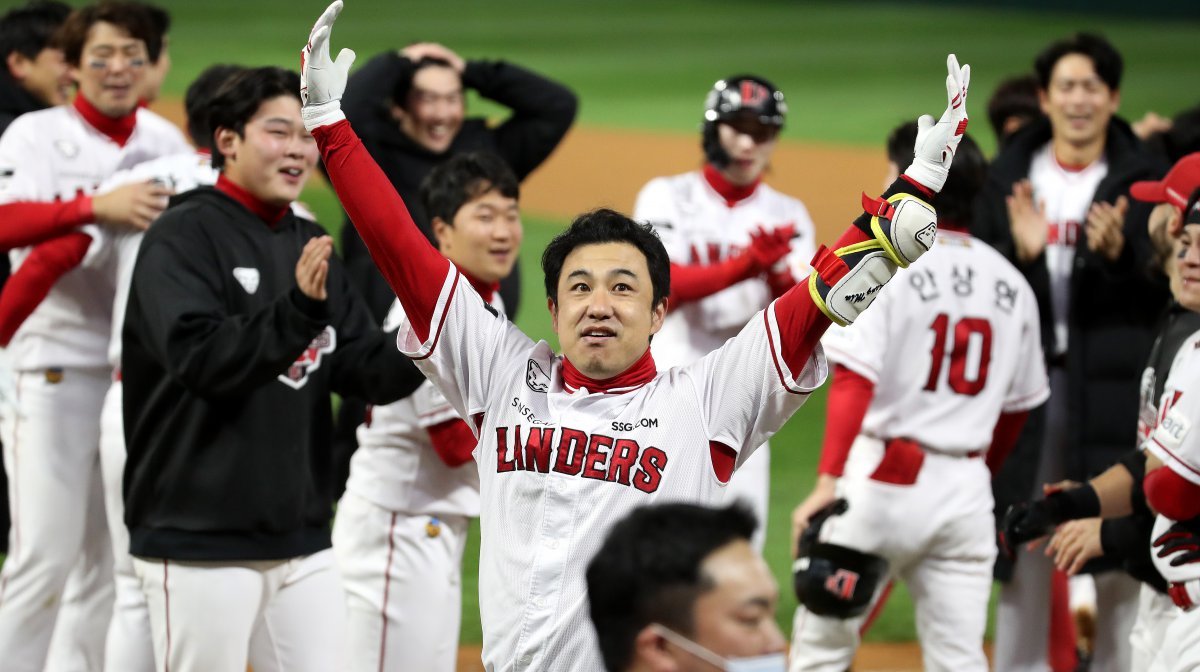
652;625;787;672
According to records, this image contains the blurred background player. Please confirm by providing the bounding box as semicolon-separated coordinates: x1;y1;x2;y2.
340;41;576;321
0;4;187;670
986;74;1042;153
972;32;1169;671
0;0;71;564
634;75;815;549
999;154;1200;672
333;41;577;503
586;502;786;672
333;151;521;672
120;66;422;672
788;124;1048;672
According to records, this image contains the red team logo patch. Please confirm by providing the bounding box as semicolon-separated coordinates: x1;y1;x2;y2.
739;80;769;107
279;326;336;389
825;568;861;600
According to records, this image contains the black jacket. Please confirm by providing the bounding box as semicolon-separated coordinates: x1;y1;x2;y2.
974;116;1168;480
0;71;46;286
340;52;578;322
122;187;423;561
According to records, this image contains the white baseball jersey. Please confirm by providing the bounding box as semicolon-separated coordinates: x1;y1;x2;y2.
1027;144;1107;356
634;170;816;361
1144;330;1200;586
344;293;504;518
396;265;826;672
99;150;219;369
0;105;189;370
823;231;1050;453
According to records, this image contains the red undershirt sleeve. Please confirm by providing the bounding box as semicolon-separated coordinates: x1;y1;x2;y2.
1145;467;1200;522
818;364;875;477
312;120;450;342
0;231;92;346
0;196;94;250
669;254;757;305
985;410;1030;476
427;418;479;468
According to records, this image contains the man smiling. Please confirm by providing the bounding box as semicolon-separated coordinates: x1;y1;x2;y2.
301;3;968;669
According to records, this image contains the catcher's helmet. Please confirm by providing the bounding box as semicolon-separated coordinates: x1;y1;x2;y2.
792;498;889;619
701;75;787;167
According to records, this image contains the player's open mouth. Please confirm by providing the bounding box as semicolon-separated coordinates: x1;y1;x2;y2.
279;167;305;183
581;327;616;344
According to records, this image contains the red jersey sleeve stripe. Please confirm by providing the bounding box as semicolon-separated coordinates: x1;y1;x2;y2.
312;120;449;342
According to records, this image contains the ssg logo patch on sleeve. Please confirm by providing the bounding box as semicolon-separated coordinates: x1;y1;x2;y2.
278;326;336;389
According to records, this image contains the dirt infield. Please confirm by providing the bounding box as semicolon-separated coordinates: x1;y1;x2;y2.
147;100;885;243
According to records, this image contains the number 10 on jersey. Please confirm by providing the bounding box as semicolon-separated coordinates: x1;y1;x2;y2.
923;314;992;396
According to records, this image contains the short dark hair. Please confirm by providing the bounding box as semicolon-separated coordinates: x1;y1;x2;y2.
887;121;986;229
391;56;460;110
1034;32;1123;92
184;64;243;150
208;66;301;169
136;2;168;64
986;74;1041;149
586;503;757;672
541;208;671;308
0;1;70;62
56;2;157;67
420;152;519;226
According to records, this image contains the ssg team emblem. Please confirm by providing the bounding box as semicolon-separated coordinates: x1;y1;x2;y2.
279;326;336;389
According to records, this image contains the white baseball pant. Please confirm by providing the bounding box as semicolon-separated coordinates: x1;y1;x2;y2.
1146;603;1200;672
133;548;347;672
1131;584;1177;672
789;435;995;672
99;380;155;672
994;369;1139;672
0;367;113;672
332;491;470;672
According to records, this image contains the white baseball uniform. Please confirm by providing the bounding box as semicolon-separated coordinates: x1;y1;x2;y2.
315;118;832;672
333;291;500;672
93;150;218;672
1142;330;1200;672
790;231;1049;672
635;169;815;548
0;102;188;672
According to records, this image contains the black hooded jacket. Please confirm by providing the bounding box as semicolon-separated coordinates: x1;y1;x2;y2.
973;116;1168;480
122;187;424;561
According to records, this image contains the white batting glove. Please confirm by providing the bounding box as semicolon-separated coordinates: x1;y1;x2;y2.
904;54;970;194
300;0;357;132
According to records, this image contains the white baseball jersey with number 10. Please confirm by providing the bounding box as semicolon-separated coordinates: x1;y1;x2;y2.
825;230;1049;451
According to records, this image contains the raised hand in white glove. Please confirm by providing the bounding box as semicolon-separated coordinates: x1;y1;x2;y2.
300;0;357;131
904;53;970;194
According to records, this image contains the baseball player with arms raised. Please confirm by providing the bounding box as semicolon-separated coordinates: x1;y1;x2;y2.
332;151;521;672
634;75;815;548
0;4;189;669
302;4;968;668
788;124;1049;672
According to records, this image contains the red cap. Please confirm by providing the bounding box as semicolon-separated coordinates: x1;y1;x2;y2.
1130;153;1200;209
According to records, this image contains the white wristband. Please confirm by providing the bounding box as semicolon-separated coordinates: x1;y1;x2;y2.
301;101;346;132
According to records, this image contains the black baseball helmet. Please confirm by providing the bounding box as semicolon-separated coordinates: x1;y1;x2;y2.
792;498;889;619
701;75;787;167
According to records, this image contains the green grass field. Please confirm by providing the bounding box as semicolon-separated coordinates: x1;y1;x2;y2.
11;0;1199;648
